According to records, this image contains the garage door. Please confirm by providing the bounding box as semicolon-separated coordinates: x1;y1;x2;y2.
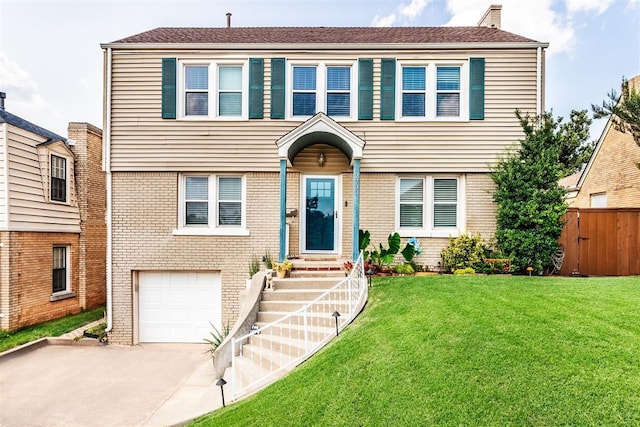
138;271;221;343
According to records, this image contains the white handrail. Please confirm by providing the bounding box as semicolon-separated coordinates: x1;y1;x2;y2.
230;253;367;400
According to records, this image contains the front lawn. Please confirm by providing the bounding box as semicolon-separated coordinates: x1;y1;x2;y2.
194;275;640;426
0;307;105;353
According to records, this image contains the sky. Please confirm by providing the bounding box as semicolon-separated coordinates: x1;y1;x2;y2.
0;0;639;141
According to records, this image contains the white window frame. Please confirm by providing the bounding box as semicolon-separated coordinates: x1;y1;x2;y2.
395;175;466;238
174;173;249;236
286;60;358;121
51;245;74;300
178;59;249;120
49;153;71;205
396;60;469;122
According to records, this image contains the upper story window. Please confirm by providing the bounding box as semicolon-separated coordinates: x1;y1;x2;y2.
180;60;248;119
176;174;249;236
288;61;356;120
397;61;468;121
396;176;464;238
50;155;67;203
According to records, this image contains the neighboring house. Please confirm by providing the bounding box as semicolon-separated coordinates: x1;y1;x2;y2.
568;75;640;208
0;93;106;331
101;5;548;344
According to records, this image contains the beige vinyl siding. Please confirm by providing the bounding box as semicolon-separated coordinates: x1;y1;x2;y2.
6;125;81;232
108;48;538;173
0;124;7;228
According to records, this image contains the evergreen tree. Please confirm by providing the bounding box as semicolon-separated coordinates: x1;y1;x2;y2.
491;111;571;273
592;78;640;147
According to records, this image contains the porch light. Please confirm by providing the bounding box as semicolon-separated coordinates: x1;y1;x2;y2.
317;152;326;167
332;311;341;336
216;377;227;407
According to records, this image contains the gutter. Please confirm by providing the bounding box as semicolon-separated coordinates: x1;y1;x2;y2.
99;41;549;51
105;47;113;333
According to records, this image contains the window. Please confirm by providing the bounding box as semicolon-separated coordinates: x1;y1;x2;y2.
50;155;66;202
397;176;464;237
402;67;426;117
218;66;242;116
397;62;467;120
293;66;317;116
177;174;248;235
288;61;356;119
590;192;607;208
185;65;209;116
436;67;461;117
180;61;248;119
52;246;68;293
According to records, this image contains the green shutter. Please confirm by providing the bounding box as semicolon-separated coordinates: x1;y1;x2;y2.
358;59;373;120
469;58;485;120
162;58;177;119
380;58;396;120
249;58;264;119
270;58;286;119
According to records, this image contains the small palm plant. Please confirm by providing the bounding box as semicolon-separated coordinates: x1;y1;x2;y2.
204;320;230;366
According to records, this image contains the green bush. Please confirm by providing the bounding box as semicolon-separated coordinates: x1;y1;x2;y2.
453;267;476;275
440;233;488;272
393;263;415;275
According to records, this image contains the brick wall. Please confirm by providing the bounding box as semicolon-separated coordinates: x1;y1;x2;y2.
4;232;80;330
110;170;498;343
0;232;9;330
572;125;640;208
68;123;106;309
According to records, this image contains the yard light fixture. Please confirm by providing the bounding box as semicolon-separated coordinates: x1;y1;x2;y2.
216;377;227;407
317;152;326;167
332;311;341;336
366;268;375;287
527;266;533;277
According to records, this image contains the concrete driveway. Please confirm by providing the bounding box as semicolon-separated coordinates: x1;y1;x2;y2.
0;343;219;427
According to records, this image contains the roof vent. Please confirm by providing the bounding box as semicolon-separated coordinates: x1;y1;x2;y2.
0;92;5;110
226;12;232;28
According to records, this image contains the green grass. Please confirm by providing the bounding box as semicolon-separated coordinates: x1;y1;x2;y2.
193;276;640;426
0;307;105;352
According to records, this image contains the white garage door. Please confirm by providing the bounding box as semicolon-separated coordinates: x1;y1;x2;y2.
138;271;221;343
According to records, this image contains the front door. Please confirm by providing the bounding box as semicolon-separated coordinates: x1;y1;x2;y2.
303;176;338;253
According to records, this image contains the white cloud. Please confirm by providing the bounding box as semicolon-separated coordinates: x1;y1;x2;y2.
399;0;430;19
444;0;575;57
371;0;432;27
566;0;612;14
372;13;397;27
0;51;50;112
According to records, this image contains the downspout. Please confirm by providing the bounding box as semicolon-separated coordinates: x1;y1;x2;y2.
536;46;542;115
105;47;113;332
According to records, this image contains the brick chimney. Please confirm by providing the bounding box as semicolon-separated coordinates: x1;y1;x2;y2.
478;4;502;29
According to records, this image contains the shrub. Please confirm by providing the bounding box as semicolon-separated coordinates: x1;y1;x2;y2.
453;267;476;275
440;233;488;272
393;263;415;275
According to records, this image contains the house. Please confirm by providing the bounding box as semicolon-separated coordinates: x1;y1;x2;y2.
0;93;106;331
101;5;548;345
567;75;640;208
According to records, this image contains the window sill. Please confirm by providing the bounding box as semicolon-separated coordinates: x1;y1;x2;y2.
50;291;76;302
397;229;461;238
173;227;251;236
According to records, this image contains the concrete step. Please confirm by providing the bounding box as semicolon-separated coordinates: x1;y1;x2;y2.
254;322;334;339
261;289;327;301
259;299;351;313
257;310;341;327
289;269;345;279
248;334;309;356
242;344;301;372
273;276;343;289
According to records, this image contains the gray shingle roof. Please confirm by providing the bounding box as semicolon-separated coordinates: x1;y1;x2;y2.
111;26;539;45
0;109;66;143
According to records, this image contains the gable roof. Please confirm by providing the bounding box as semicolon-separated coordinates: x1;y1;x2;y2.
109;26;540;45
0;109;67;143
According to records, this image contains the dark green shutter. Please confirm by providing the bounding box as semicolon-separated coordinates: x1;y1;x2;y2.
358;59;373;120
161;58;177;119
270;58;286;119
249;58;264;119
469;58;485;120
380;58;396;120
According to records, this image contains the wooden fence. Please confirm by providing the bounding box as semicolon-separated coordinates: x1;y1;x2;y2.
558;208;640;276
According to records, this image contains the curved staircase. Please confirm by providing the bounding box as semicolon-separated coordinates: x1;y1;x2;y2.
222;257;367;401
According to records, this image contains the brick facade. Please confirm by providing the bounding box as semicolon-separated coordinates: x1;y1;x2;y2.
110;170;497;343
